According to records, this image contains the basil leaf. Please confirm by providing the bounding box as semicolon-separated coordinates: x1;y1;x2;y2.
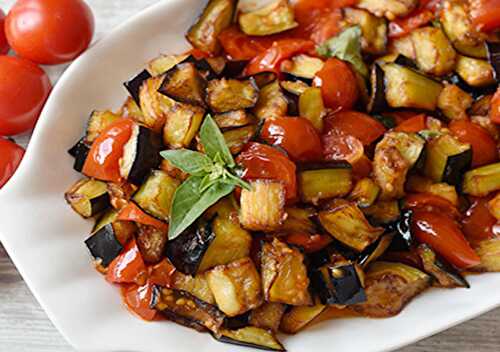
160;149;213;176
317;26;368;77
223;170;252;191
200;114;235;168
169;177;235;240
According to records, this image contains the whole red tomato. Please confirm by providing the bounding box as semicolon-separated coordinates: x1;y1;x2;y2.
0;56;51;136
0;138;25;188
6;0;94;65
0;10;8;54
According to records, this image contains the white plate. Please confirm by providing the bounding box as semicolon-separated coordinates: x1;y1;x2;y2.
0;0;499;351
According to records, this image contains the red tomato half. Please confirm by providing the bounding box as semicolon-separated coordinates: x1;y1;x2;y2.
491;87;500;124
83;118;134;182
388;0;440;38
323;111;386;146
393;114;427;133
0;56;51;136
449;120;498;167
121;282;157;321
462;197;499;242
117;202;169;232
236;142;297;202
149;259;176;288
0;138;24;188
261;116;323;162
107;239;147;285
6;0;94;65
219;26;275;61
404;193;460;219
0;10;8;54
411;210;481;269
313;58;359;112
469;0;500;32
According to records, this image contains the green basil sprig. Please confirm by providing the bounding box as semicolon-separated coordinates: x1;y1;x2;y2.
160;115;251;240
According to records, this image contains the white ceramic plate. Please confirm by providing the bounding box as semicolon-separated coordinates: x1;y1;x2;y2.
1;0;499;351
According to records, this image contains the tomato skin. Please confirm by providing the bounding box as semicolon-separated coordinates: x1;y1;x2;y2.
284;233;332;253
313;58;359;112
323;111;386;146
0;56;51;136
393;114;427;133
491;88;500;124
236;142;297;202
0;10;8;54
117;202;169;232
106;239;148;285
261;116;323;162
0;138;24;188
121;282;157;321
322;130;364;163
411;210;481;269
449;120;498;167
462;198;498;242
404;193;460;219
82;119;134;183
219;26;274;61
388;10;434;38
149;259;176;288
6;0;94;65
469;0;500;32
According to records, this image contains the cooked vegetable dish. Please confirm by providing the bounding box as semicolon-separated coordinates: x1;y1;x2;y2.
65;0;500;350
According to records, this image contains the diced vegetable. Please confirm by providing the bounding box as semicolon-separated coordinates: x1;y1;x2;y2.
171;271;215;304
106;239;147;285
139;75;175;133
437;83;473;120
249;303;286;332
239;0;298;36
68;138;90;173
357;0;418;19
358;233;394;268
463;162;500;196
85;110;120;144
65;178;110;218
363;200;401;224
136;224;168;264
405;177;459;205
279;303;326;334
261;238;312;306
158;62;207;107
214;327;285;351
223;125;258;155
281;54;324;82
489;194;500;220
298;87;325;131
121;97;144;121
343;8;387;55
411;27;456;76
455;55;495;87
472;238;500;272
240;181;286;231
280;207;316;234
253;81;289;120
124;69;152;105
207;78;259;113
84;223;124;268
107;182;138;210
281;80;309;96
348;177;381;208
94;209;136;246
147;53;190;76
298;167;353;204
214;110;254;129
486;42;500;82
163;103;204;149
367;64;387;113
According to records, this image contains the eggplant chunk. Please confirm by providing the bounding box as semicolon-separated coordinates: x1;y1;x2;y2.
298;87;325;131
382;63;443;110
472;238;500;272
121;97;144;121
223;125;258;155
240;181;286;231
352;262;431;317
373;132;425;199
455;55;495;87
85;110;120;143
94;209;136;246
281;54;324;82
206;78;259;113
65;178;110;218
253;81;288;120
186;0;235;54
214;110;255;129
68;138;90;173
107;182;138;210
124;69;152;106
462;162;500;196
343;8;387;55
319;199;384;252
207;258;263;317
139;75;176;133
239;0;298;36
153;287;224;333
249;303;286;332
348;177;381;208
411;27;456;76
158;62;207;107
417;244;469;288
437;83;473;120
281;80;310;96
279;304;326;334
172;271;215;304
261;238;312;306
136;224;168;264
147;53;190;76
163;102;205;149
388;35;416;60
489;194;500;220
363;200;400;224
84;223;124;268
215;327;285;351
280;207;317;234
298;168;353;204
357;0;417;19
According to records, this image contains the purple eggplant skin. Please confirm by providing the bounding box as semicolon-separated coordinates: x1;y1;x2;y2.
68;137;90;173
124;126;162;185
487;41;500;83
367;63;388;113
84;224;123;267
124;69;152;105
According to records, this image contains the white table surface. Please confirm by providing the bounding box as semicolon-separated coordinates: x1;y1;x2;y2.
0;0;499;351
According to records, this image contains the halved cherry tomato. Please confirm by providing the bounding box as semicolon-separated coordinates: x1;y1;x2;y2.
462;197;498;242
404;193;461;219
322;130;364;163
260;116;323;162
82;118;134;182
219;26;275;61
0;10;8;54
0;56;51;136
121;282;157;321
411;210;481;269
388;0;440;38
244;39;315;76
313;58;359;112
284;233;332;253
393;114;427;133
117;202;169;232
149;258;176;288
106;239;148;285
323;111;386;145
385;110;423;125
469;0;500;32
0;138;24;188
6;0;94;65
350;155;373;179
449;120;498;167
236;142;297;202
490;87;500;124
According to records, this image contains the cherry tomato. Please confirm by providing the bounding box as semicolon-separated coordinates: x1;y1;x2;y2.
313;58;359;111
106;239;148;285
244;39;314;76
350;155;373;179
411;210;481;269
404;193;460;219
236;142;297;202
0;10;9;54
322;129;364;164
82;119;134;182
0;138;24;188
117;202;169;232
449;120;498;167
219;26;275;61
121;282;157;321
6;0;94;65
323;111;386;146
462;197;499;242
149;259;176;288
490;87;500;124
284;233;332;253
469;0;500;32
260;116;323;162
0;56;51;136
393;114;427;133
